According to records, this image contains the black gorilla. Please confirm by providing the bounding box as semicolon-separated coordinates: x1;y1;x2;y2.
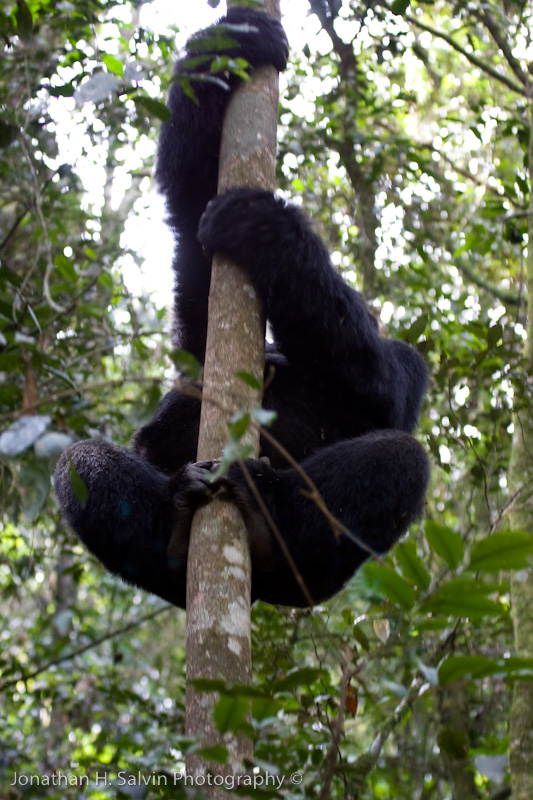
55;9;429;608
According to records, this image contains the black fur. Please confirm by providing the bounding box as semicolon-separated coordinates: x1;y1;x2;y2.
55;9;429;608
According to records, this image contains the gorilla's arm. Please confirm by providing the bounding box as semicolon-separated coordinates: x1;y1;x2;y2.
198;189;427;432
156;9;288;360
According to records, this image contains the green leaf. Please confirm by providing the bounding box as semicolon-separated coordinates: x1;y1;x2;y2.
417;661;439;686
468;531;533;573
229;410;251;440
0;121;18;148
273;668;325;692
135;95;172;122
48;82;75;98
422;579;502;620
189;678;226;692
405;313;428;343
193;745;228;763
223;0;264;8
190;679;269;699
224;440;253;463
98;271;114;290
253;407;277;427
352;624;370;652
193;29;240;56
55;254;77;282
236;370;262;390
395;540;430;590
439;655;533;685
391;0;410;15
20;460;50;518
211;55;249;80
487;323;503;348
214;695;250;735
102;54;123;77
425;520;464;569
362;563;416;609
15;0;33;41
68;459;88;507
171;349;202;380
211;440;253;481
497;657;533;680
127;382;161;427
252;696;282;722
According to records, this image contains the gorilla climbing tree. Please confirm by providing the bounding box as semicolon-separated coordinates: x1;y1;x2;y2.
183;0;282;783
53;2;428;791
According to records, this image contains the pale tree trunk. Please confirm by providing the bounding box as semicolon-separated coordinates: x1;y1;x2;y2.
184;1;281;792
508;109;533;800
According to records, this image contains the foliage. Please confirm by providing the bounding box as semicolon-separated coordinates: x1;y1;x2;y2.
0;0;531;798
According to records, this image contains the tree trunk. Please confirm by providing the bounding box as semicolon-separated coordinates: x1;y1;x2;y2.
439;682;480;800
508;108;533;800
184;1;281;792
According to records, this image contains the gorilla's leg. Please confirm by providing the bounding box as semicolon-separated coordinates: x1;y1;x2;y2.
55;440;216;607
226;430;430;607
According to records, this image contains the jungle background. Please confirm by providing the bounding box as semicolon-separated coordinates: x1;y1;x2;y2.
1;0;533;798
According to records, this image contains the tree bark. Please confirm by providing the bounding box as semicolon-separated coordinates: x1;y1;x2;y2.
439;682;480;800
184;1;281;792
508;107;533;800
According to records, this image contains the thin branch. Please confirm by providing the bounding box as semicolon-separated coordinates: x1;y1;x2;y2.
489;479;533;535
405;14;525;96
17;133;65;313
455;257;521;307
0;169;61;254
347;622;460;795
236;459;315;606
447;377;492;525
476;7;527;86
368;675;426;762
4;272;102;339
0;376;165;423
0;606;171;692
318;649;353;800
